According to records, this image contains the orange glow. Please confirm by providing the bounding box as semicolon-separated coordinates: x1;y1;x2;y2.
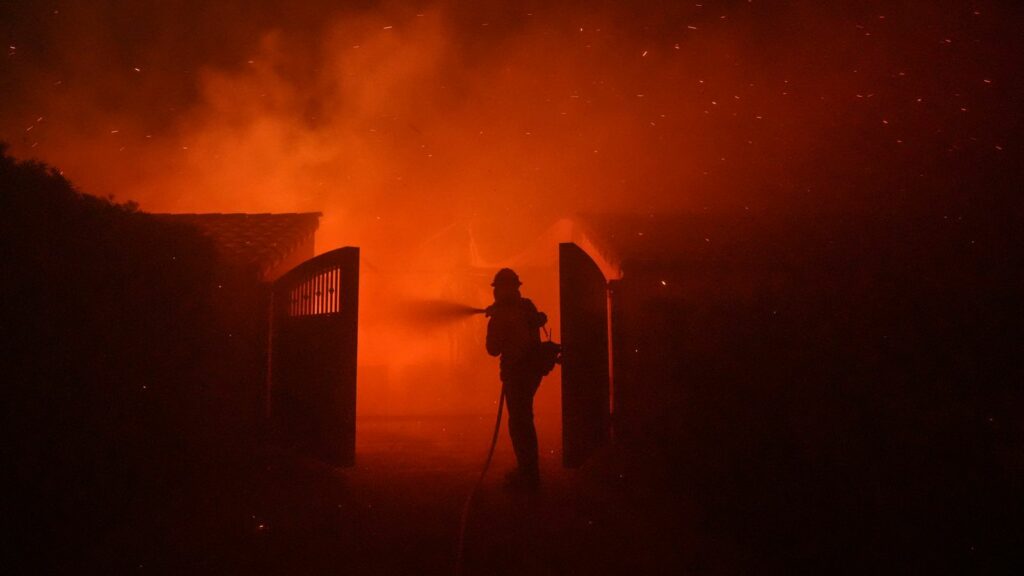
2;2;1015;424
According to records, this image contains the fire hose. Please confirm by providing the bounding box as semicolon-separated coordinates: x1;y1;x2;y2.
396;298;508;574
453;382;505;576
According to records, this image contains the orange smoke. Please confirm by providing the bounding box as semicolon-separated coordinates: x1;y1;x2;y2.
2;1;1019;419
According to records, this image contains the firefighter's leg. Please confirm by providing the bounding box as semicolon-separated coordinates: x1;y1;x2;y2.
504;373;540;479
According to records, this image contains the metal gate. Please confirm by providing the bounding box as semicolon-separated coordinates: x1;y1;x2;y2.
269;247;359;466
559;242;610;467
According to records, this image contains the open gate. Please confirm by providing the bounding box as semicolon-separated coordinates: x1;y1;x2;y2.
559;242;611;467
269;247;359;466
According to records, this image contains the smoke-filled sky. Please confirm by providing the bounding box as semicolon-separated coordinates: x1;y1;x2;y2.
1;0;1021;260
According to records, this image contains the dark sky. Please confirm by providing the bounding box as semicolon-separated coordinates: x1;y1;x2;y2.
1;1;1021;256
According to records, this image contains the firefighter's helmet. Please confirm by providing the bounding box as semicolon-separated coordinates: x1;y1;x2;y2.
491;268;522;287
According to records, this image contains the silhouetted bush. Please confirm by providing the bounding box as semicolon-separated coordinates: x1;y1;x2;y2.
1;143;231;568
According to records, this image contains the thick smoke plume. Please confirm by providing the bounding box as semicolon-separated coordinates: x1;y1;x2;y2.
4;1;1019;256
3;1;1020;413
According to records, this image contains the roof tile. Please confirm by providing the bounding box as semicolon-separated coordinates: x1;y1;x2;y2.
152;212;320;276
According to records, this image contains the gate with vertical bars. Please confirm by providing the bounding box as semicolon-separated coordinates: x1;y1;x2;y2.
269;247;359;466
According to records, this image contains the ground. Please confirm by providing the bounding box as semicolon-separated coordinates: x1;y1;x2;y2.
102;413;686;575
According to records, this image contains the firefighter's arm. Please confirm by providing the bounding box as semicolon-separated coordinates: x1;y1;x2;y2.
534;311;548;328
485;316;502;356
524;299;547;328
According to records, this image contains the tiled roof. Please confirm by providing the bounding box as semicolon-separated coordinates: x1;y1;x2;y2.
151;212;320;275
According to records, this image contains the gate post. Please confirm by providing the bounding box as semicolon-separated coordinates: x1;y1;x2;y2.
559;242;611;467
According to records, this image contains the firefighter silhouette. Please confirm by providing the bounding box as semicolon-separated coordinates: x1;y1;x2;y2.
485;268;548;490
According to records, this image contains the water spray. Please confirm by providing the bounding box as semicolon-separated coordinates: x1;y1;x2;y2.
398;299;489;328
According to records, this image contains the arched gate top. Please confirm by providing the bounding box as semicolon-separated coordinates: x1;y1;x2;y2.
274;246;359;320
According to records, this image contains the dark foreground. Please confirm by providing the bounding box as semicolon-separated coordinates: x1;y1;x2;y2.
35;414;683;575
28;406;1016;576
